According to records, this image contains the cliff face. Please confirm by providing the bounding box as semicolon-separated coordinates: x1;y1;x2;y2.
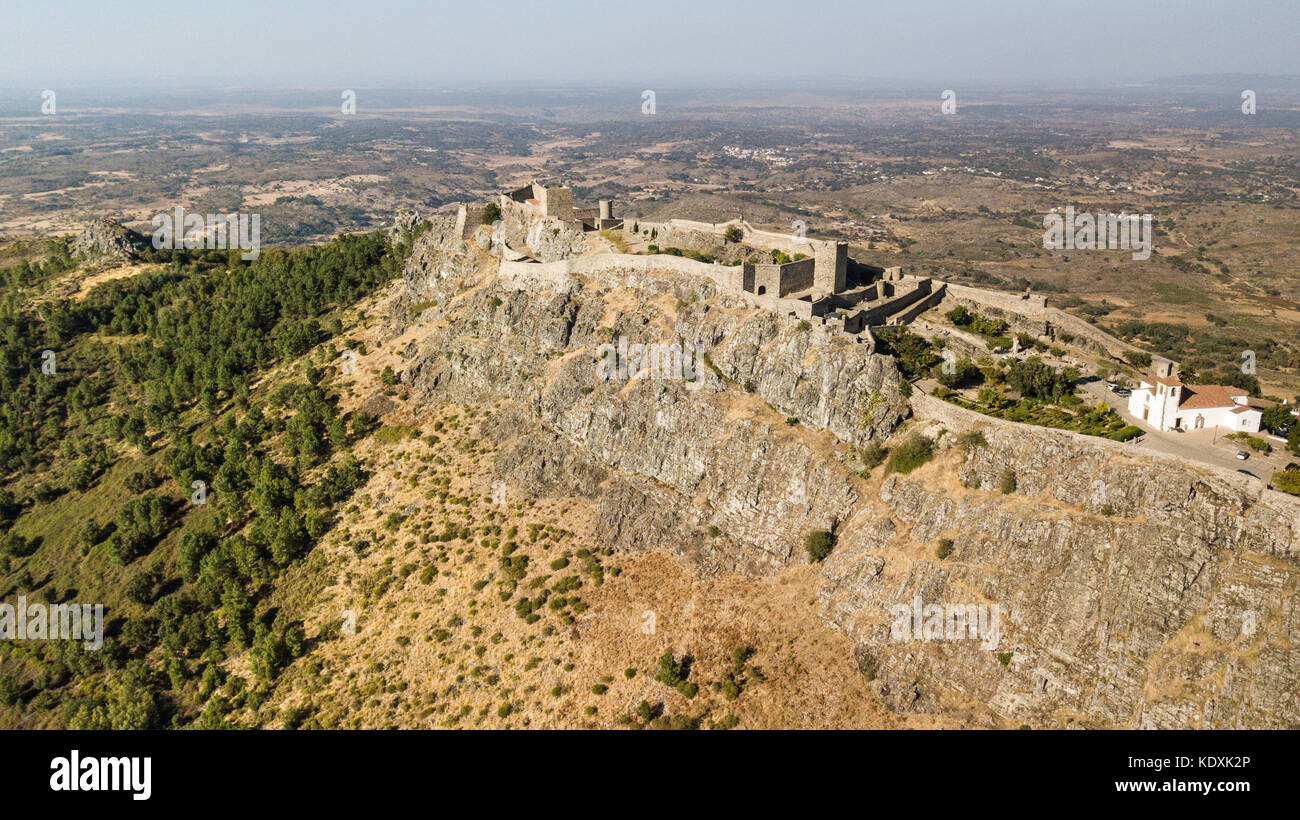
387;231;908;572
822;421;1299;728
382;227;1300;728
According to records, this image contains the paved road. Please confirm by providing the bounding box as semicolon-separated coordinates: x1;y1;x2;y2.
1080;381;1292;483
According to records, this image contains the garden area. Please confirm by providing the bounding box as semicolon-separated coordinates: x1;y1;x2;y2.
876;325;1141;442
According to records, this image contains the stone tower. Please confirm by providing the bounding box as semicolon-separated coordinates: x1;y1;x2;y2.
813;240;847;293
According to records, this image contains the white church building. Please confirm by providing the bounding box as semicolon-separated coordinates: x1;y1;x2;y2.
1127;358;1262;433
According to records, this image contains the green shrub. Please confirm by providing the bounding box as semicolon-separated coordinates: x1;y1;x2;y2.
955;430;987;450
936;538;953;559
859;442;887;469
721;677;741;700
805;529;835;563
1273;469;1300;496
935;358;983;388
999;469;1017;494
886;434;934;474
654;652;686;687
1123;350;1152;369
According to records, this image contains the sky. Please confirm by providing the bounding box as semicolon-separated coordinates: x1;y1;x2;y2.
1;0;1297;89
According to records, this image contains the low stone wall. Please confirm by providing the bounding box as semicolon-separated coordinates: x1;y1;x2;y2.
861;280;936;326
937;281;1049;340
934;279;1140;361
911;319;990;359
940;280;1048;315
1043;307;1141;360
889;282;947;325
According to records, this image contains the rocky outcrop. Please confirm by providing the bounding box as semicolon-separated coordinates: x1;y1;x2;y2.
389;208;424;239
387;234;908;573
381;229;1300;728
820;424;1300;728
73;218;147;264
522;219;588;261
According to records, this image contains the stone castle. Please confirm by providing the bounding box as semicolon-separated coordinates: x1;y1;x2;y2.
489;180;946;340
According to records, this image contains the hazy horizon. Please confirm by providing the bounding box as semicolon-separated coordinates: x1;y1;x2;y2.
2;0;1297;90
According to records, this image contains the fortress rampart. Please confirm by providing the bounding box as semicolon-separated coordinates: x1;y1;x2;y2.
935;279;1140;361
482;189;1139;366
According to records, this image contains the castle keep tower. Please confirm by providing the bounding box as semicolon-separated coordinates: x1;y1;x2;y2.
813;240;847;293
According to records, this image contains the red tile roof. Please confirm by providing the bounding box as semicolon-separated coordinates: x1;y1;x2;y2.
1178;384;1248;410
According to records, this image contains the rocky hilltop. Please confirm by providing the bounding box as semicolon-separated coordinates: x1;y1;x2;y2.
375;216;1300;728
73;218;148;264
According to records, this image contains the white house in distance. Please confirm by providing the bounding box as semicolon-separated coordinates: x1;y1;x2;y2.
1128;358;1262;433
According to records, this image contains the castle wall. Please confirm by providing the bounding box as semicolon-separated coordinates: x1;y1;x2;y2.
633;218;845;293
498;253;828;319
937;280;1051;340
861;279;933;326
747;257;815;297
935;279;1140;361
887;281;946;325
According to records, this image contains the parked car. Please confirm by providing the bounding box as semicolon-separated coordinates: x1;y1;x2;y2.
1235;451;1249;460
1113;388;1131;397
